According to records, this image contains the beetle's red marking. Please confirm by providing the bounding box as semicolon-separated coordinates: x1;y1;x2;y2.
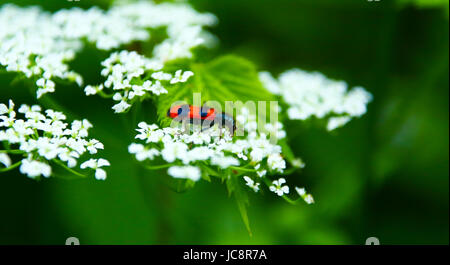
167;104;236;135
168;105;216;120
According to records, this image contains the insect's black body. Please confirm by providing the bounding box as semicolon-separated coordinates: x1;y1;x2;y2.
167;104;236;135
206;112;237;135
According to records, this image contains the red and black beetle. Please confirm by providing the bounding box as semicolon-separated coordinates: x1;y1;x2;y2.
167;104;236;135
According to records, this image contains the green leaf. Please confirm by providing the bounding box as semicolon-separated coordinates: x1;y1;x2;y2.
201;164;220;178
162;175;196;193
226;173;252;236
201;169;212;182
157;54;275;127
278;138;296;163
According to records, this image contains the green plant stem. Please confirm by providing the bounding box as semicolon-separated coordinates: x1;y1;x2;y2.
283;167;298;175
229;166;256;172
0;149;25;154
0;161;22;172
144;163;173;170
281;195;299;205
98;90;114;98
53;159;87;178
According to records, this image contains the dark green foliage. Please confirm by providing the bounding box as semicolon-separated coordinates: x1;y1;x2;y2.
0;0;448;244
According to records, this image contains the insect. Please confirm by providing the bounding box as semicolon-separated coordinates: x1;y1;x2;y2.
167;104;236;135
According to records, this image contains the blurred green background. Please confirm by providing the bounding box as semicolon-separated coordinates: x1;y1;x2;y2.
0;0;448;244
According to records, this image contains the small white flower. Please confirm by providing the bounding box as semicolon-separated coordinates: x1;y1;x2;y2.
86;139;104;154
243;176;260;192
71;119;92;137
269;178;289;196
112;100;131;113
186;131;211;145
18;104;41;114
210;155;239;169
303;194;315;204
327;116;351;131
45;109;66;121
295;186;314;204
295;187;306;196
184;146;214;163
258;71;281;94
36;138;59;160
0;153;11;167
149;81;168;95
129;85;146;99
128;143;160;161
66;138;87;154
58;148;79;168
146;129;165;143
292;158;305;168
135;122;159;141
12;120;34;136
170;70;194;84
0;105;7;115
256;169;267;177
0;99;15;116
20;158;51;178
142;80;152;91
267;153;286;172
112;93;124;101
168;165;201;182
36;78;55;98
84;85;103;96
151;71;172;81
80;158;110;180
264;122;286;139
249;147;264;162
161;142;188;163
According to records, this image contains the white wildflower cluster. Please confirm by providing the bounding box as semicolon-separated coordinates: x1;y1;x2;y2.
0;5;83;98
259;69;372;131
0;1;215;98
128;112;308;200
85;50;194;113
115;1;217;63
128;120;285;177
128;122;237;182
0;99;109;180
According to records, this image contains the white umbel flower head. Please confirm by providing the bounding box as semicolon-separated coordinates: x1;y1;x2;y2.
129;109;307;203
0;99;108;180
259;69;372;130
0;2;215;98
92;50;195;113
